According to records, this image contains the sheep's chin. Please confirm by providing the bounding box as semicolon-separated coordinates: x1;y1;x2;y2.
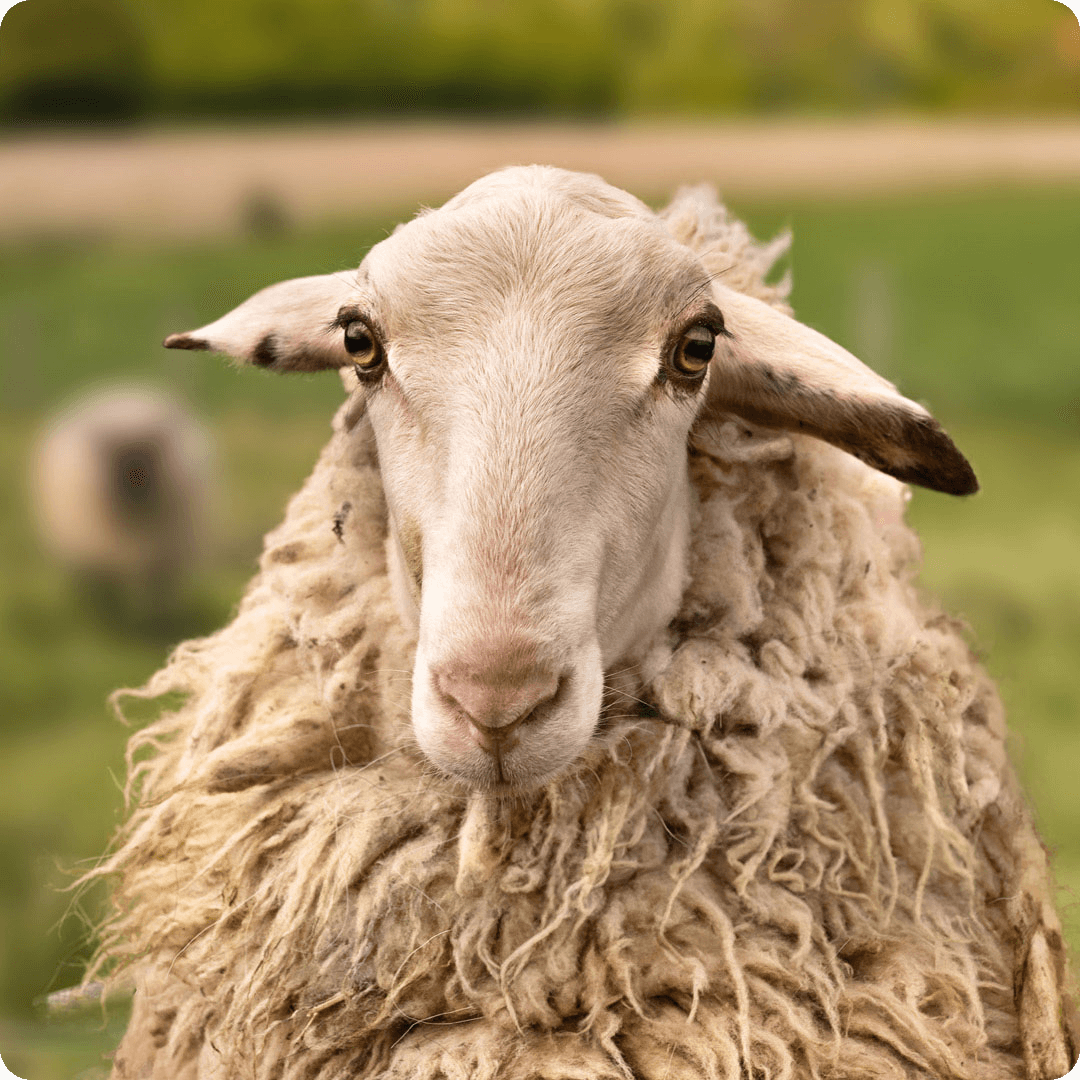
411;648;604;792
428;743;585;796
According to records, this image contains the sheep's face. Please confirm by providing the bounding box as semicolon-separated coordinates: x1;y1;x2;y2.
350;172;717;789
166;166;976;792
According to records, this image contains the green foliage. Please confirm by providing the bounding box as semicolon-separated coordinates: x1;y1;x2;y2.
0;186;1078;1074
1;1009;129;1080
1;0;1077;123
0;0;148;120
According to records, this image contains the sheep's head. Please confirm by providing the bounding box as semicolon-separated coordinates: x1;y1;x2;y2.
165;166;976;791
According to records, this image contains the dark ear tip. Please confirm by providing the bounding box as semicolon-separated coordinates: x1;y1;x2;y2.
936;469;979;497
163;333;210;351
882;456;979;496
955;468;979;496
917;426;979;496
878;415;979;496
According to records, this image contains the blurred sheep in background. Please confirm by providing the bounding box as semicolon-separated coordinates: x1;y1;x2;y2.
30;386;214;622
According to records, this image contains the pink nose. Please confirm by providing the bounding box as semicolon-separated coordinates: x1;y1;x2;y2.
433;643;561;751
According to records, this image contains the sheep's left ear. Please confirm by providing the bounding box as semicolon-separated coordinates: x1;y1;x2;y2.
697;283;978;495
163;274;358;372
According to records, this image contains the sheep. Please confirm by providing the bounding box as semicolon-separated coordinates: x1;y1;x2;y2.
89;167;1076;1080
31;385;212;611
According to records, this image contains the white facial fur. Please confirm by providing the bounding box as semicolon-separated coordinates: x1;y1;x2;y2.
356;170;710;789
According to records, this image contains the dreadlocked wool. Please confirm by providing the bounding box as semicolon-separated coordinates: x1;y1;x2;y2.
92;192;1076;1080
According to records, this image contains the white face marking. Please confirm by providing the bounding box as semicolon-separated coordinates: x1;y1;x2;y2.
351;170;714;790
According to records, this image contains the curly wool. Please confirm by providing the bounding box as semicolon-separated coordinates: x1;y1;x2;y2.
94;189;1076;1080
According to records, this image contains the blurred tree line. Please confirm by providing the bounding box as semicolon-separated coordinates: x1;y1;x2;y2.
0;0;1078;125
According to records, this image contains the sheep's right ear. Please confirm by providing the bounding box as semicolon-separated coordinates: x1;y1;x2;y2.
698;284;978;496
164;274;359;372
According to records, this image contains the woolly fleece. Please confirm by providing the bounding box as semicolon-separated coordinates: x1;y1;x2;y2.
92;188;1077;1080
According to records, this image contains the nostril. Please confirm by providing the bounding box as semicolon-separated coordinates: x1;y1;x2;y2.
435;666;562;733
466;719;515;755
469;695;548;746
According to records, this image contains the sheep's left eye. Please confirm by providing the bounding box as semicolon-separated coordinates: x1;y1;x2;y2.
343;321;383;371
672;324;715;376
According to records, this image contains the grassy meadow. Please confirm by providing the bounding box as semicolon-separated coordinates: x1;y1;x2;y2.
1;186;1078;1078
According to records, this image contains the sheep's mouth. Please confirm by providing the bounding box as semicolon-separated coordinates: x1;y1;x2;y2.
433;704;596;794
441;748;584;797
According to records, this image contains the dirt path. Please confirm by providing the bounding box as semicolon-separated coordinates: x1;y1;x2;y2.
3;119;1080;239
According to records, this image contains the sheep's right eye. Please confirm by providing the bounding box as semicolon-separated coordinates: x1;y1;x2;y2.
672;324;715;377
343;321;384;373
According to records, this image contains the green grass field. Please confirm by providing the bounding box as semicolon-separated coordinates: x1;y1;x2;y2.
1;187;1077;1078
